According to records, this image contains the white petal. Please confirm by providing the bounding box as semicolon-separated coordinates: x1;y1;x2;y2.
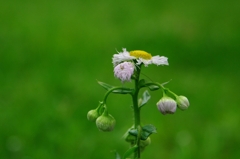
112;48;135;66
151;56;169;66
138;58;152;67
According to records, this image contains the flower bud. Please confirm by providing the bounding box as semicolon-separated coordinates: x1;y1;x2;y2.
176;96;190;110
114;61;135;82
87;109;100;122
156;96;177;115
125;133;136;144
140;137;151;152
96;114;116;132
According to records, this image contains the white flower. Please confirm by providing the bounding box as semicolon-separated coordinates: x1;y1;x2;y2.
112;48;169;67
114;62;135;82
156;96;177;115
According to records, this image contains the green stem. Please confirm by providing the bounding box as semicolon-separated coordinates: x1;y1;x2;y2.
144;82;178;97
156;83;178;98
103;87;132;104
132;65;142;159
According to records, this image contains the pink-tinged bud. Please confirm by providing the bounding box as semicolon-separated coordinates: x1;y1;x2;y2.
176;96;190;110
156;96;177;115
114;62;135;82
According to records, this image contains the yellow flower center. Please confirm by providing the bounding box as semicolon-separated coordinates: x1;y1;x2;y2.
129;50;152;60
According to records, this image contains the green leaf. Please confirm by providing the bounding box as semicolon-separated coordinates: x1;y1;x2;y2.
128;125;157;140
128;128;138;137
123;145;138;159
112;150;121;159
139;90;151;108
97;81;133;94
141;124;157;140
139;80;160;91
97;80;114;90
139;79;146;87
148;84;160;91
112;88;133;94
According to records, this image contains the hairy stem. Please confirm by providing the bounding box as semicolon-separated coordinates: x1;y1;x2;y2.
132;64;142;159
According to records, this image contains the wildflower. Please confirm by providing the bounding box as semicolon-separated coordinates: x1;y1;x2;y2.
112;48;168;67
114;61;135;82
176;96;190;110
156;96;177;115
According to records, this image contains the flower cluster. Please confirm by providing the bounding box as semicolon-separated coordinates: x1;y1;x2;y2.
87;104;116;132
87;48;190;158
112;48;168;82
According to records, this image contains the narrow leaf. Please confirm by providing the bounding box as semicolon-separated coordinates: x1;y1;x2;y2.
97;80;114;90
148;84;160;91
139;90;151;108
112;150;121;159
112;88;133;94
139;80;160;91
123;145;138;159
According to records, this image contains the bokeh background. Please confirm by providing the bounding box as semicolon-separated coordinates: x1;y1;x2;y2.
1;0;240;159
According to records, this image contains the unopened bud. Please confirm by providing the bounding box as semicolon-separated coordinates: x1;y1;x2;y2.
176;96;190;110
140;137;151;152
87;109;100;122
125;133;136;144
96;114;116;132
156;96;177;115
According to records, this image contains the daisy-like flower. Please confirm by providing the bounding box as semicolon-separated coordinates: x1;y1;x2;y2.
112;48;169;67
114;61;135;82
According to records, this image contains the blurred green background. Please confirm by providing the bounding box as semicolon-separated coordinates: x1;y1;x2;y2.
1;0;240;159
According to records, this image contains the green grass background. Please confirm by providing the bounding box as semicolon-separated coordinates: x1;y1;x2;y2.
1;0;240;159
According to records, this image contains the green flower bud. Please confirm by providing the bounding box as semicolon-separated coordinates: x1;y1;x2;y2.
125;133;136;143
87;109;100;122
96;113;116;132
140;137;151;152
176;95;190;110
156;96;177;115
